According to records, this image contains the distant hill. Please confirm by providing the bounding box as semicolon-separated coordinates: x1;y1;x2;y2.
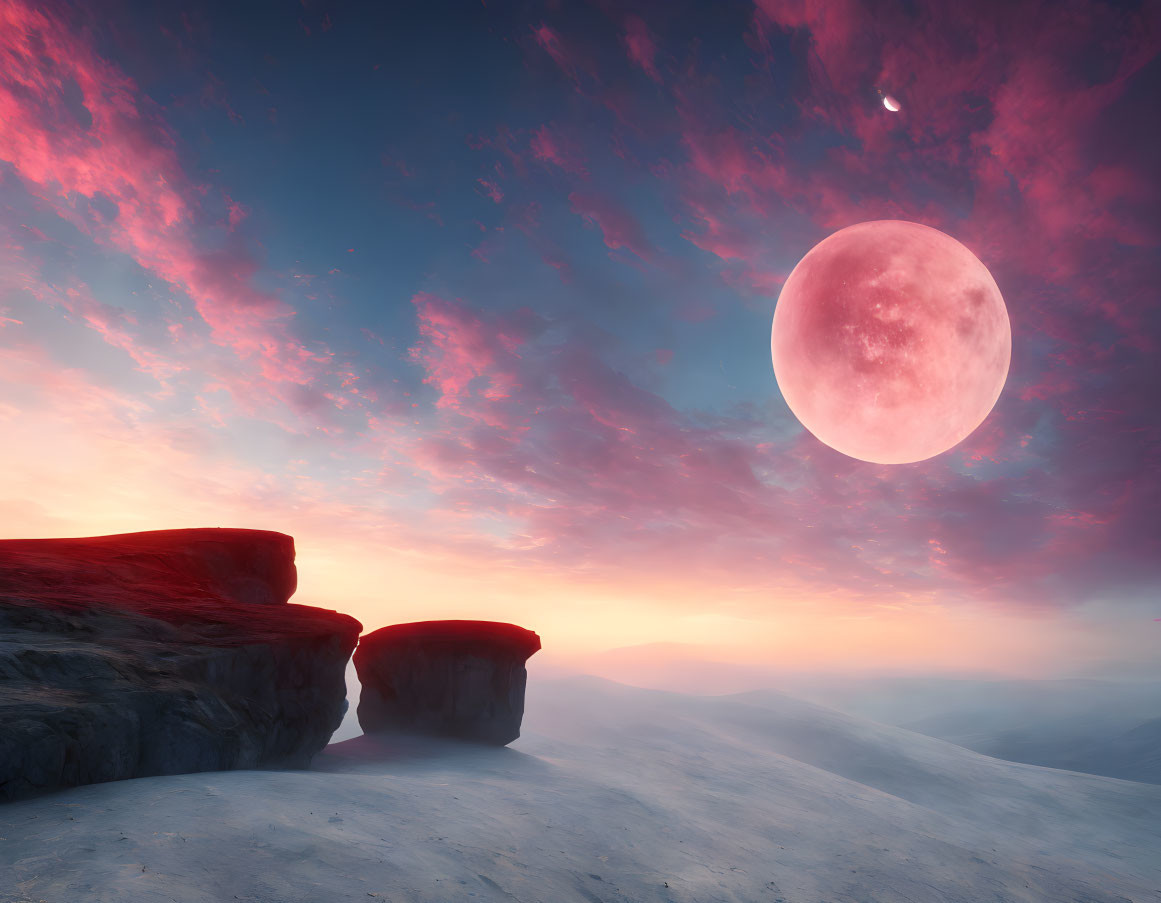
782;676;1161;784
918;712;1161;785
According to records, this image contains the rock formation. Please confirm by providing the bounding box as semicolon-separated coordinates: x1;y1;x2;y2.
0;528;361;801
355;620;540;745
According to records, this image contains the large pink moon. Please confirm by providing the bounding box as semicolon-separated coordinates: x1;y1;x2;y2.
771;220;1011;465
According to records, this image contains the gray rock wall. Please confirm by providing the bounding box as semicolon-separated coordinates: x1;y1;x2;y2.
0;529;360;801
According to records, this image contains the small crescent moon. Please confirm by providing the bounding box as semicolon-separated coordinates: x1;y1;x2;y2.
882;95;901;112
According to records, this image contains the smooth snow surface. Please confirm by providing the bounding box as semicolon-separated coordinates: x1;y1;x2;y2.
2;677;1159;903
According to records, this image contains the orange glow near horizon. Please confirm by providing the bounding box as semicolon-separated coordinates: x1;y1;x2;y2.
0;482;1139;682
0;404;1119;685
0;346;1147;686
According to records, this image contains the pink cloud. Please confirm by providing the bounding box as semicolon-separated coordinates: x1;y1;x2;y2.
510;203;576;283
0;0;333;409
623;17;661;83
530;125;588;175
467;125;527;181
747;0;1161;275
569;191;655;261
408;293;535;427
532;24;577;86
226;198;248;230
398;292;1147;606
677;192;790;296
476;178;504;203
56;284;187;385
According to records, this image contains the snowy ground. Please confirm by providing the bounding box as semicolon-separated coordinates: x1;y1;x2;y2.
2;677;1159;903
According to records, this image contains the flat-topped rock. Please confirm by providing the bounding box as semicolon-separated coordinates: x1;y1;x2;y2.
355;620;541;745
0;528;360;801
0;526;297;609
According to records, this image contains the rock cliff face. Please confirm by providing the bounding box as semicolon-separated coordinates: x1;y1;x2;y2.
0;528;361;801
355;620;541;745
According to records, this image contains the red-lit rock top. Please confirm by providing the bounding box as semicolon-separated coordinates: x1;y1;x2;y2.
0;527;296;604
0;528;358;646
359;620;541;658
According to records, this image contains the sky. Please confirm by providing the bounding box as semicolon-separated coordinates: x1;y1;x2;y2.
1;0;1158;680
